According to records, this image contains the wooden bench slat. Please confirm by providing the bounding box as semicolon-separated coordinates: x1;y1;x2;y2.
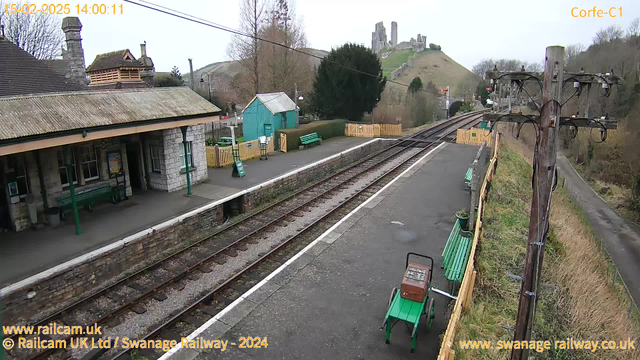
300;132;322;145
442;218;473;283
56;183;115;218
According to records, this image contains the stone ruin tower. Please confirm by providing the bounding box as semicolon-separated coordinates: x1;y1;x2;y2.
391;21;398;47
371;22;387;54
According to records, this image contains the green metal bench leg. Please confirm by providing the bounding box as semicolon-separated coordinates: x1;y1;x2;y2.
411;326;417;353
385;318;392;344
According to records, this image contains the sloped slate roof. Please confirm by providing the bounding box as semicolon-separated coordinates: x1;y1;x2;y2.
86;49;143;72
41;59;69;77
0;87;221;141
0;38;85;97
243;92;296;115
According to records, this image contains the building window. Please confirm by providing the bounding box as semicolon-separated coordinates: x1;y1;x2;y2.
79;145;100;181
150;145;162;173
7;155;30;199
179;142;193;169
57;150;78;187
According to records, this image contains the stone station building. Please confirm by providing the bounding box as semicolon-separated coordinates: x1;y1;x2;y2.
0;88;220;233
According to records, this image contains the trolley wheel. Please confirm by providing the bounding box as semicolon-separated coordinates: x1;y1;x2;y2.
426;298;435;331
388;287;398;308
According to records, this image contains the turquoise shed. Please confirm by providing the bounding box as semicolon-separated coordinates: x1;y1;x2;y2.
242;92;297;141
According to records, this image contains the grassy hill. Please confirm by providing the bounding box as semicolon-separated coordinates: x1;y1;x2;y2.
384;49;476;96
381;49;415;77
185;48;329;86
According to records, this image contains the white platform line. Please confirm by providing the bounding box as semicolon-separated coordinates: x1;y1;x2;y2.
157;142;446;359
1;138;390;297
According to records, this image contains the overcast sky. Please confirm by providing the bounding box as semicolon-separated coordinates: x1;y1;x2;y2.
69;0;639;73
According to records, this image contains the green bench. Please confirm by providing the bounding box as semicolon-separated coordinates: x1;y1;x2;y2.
441;218;473;284
56;183;115;220
464;167;473;189
300;132;322;147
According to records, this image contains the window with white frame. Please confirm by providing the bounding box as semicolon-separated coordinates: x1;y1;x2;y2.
150;145;162;173
79;144;100;181
57;150;78;187
178;142;193;169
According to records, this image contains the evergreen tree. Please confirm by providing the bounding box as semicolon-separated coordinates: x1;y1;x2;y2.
170;66;183;83
311;43;386;121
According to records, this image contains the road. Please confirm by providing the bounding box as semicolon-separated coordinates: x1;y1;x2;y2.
557;155;640;307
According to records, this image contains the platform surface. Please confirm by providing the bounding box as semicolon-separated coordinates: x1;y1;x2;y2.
0;137;373;287
170;142;480;360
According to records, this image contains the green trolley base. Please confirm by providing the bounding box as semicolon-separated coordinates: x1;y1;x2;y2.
382;288;435;353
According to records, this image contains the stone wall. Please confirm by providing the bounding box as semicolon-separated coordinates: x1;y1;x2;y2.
162;125;208;192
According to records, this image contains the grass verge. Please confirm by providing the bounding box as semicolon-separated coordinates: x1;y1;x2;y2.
453;139;640;360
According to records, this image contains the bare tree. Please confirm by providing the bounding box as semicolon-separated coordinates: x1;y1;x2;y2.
593;25;624;44
259;0;310;96
472;58;493;80
627;17;639;38
564;43;585;69
227;0;267;98
525;61;544;73
0;1;64;59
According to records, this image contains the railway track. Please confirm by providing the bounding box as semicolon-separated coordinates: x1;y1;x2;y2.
5;111;484;360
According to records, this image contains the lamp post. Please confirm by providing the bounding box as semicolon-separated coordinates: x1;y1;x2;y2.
294;82;303;128
200;72;212;102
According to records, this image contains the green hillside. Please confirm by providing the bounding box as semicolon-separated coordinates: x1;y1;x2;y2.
381;49;417;77
383;50;476;97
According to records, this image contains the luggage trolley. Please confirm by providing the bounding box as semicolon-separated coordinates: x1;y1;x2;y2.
382;252;436;353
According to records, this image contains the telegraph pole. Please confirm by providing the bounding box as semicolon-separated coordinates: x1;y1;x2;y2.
510;46;564;360
484;57;619;357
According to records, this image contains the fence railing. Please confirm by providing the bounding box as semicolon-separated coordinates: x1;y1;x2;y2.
438;133;500;360
206;135;275;168
456;128;493;146
344;123;402;137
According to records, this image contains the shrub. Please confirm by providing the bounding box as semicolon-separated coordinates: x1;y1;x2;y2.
276;120;346;151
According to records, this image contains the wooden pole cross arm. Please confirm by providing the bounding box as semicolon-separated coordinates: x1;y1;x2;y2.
483;113;617;129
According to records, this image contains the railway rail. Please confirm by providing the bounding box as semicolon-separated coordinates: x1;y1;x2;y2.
5;111;485;360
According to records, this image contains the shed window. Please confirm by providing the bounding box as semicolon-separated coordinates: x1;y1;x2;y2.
79;145;100;181
57;150;78;187
150;145;162;173
179;142;193;169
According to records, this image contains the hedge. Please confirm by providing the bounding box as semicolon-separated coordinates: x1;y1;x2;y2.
276;120;346;151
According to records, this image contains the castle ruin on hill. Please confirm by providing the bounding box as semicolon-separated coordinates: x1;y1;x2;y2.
371;21;426;54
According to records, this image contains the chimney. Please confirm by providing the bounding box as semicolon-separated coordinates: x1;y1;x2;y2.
61;17;88;86
138;41;155;87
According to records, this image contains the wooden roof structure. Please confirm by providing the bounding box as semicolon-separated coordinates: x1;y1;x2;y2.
0;87;221;155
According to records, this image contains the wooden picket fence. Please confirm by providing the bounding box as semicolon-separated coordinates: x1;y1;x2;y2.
206;135;274;168
344;123;402;138
438;133;500;360
456;128;493;146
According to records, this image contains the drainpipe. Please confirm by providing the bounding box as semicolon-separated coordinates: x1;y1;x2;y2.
180;126;192;196
64;145;82;235
35;151;48;210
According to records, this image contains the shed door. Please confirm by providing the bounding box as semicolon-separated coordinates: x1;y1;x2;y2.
263;123;273;138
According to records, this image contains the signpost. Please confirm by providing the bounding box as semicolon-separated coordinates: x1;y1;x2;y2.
232;160;245;177
231;145;245;177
